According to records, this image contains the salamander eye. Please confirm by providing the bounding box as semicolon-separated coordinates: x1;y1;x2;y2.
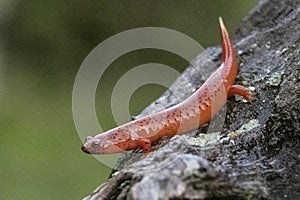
85;136;93;143
92;139;100;147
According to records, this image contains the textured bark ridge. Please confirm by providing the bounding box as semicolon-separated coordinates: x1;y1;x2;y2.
84;0;300;199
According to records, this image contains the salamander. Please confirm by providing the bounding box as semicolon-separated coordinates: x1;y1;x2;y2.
81;17;253;154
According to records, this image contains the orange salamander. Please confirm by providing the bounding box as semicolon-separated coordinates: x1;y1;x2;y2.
81;17;253;154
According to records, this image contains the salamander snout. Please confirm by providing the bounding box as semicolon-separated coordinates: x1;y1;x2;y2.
81;134;125;154
81;145;90;154
81;136;93;154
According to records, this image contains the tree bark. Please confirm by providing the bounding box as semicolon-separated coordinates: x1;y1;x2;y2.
84;0;300;199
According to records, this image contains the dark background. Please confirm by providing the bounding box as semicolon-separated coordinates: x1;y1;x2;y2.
0;1;258;199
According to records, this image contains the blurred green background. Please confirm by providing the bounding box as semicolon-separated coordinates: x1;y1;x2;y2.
0;0;258;199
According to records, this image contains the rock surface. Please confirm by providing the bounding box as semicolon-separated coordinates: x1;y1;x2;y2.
84;0;300;199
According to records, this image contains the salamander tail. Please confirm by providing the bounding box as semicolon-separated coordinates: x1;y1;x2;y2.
219;17;230;63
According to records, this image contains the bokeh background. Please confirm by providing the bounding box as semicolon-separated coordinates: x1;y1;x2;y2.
0;0;259;199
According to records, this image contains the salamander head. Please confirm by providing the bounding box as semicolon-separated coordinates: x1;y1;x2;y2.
81;132;128;154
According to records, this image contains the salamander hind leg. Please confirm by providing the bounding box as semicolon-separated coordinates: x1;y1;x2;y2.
135;139;152;153
227;85;254;101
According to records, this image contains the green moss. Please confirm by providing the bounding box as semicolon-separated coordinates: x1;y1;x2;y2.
185;132;220;146
237;119;260;133
266;72;283;86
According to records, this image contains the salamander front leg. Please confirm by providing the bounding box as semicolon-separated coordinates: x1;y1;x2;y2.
135;139;152;153
228;85;253;101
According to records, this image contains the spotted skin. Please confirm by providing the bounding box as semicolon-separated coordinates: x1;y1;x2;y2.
81;17;253;154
